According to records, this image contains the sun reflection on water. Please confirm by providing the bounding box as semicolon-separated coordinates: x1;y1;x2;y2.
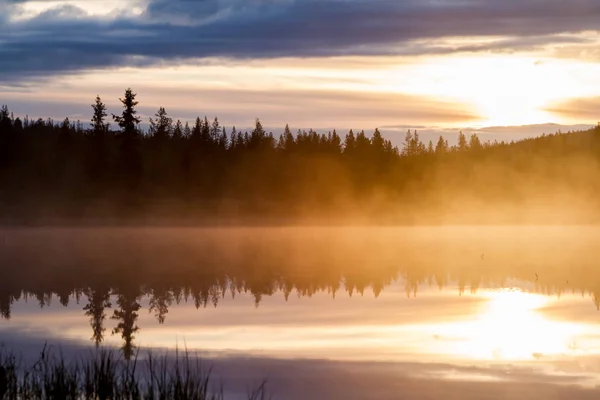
438;288;584;361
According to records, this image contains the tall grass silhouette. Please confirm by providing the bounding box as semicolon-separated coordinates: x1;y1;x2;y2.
0;344;270;399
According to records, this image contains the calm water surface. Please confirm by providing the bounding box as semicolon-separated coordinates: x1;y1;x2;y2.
1;227;600;399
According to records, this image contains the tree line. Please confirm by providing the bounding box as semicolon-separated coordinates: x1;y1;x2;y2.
1;88;600;223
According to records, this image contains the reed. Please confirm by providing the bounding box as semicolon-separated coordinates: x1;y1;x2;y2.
0;344;269;400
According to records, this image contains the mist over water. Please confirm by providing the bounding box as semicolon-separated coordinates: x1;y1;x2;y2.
2;226;600;399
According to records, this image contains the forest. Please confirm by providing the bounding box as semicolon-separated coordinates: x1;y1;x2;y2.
1;88;600;224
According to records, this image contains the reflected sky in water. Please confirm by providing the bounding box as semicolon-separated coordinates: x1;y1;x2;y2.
2;227;600;399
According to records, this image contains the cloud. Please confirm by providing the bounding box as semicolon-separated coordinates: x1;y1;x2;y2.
1;86;480;127
545;97;600;121
1;0;600;81
553;43;600;63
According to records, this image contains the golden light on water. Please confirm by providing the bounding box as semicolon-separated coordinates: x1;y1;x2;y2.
6;284;600;367
434;288;584;361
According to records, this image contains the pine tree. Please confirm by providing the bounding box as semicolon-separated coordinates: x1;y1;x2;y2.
173;119;183;139
87;96;109;185
356;130;370;158
112;88;141;139
344;129;356;155
0;105;15;168
435;135;448;155
210;117;221;143
192;117;202;140
148;106;172;140
58;117;72;154
13;117;23;133
219;126;228;149
331;129;341;154
90;95;108;134
402;129;413;156
469;133;482;150
282;124;294;152
457;131;468;151
229;126;238;150
112;88;142;190
201;116;211;144
412;131;426;155
372;128;384;152
250;118;266;149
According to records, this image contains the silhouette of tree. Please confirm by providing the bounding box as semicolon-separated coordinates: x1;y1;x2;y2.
173;119;183;140
427;140;434;154
457;131;468;151
469;133;482;150
344;129;356;155
91;95;108;134
402;130;414;156
435;135;448;155
113;88;141;137
86;96;109;185
148;106;172;140
112;88;142;193
0;89;599;224
0;105;18;171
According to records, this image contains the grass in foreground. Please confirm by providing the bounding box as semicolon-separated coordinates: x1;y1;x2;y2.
0;344;271;400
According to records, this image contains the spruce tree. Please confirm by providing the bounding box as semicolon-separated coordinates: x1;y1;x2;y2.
0;105;15;168
435;135;448;155
112;88;141;139
457;131;468;151
112;88;142;191
87;96;109;185
91;96;108;134
148;106;172;140
173;119;183;139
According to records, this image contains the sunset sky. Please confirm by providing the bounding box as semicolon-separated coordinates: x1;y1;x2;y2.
1;0;600;142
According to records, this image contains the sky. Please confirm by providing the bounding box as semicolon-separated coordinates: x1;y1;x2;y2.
1;0;600;143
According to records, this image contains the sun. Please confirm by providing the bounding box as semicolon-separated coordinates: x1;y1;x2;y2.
388;53;590;128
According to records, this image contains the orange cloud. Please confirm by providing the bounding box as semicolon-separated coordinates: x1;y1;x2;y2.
545;97;600;122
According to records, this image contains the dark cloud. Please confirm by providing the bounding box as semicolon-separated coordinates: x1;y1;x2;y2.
1;0;599;81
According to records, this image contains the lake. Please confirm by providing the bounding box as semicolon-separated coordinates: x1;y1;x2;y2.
1;227;600;399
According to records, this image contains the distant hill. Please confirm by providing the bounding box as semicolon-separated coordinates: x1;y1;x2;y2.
377;123;597;148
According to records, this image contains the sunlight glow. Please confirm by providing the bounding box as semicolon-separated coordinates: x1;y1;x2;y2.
438;289;584;360
5;285;600;370
6;51;600;129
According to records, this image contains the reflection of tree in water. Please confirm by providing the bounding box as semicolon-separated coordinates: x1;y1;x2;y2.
83;286;111;347
0;296;10;319
111;286;142;360
0;280;17;320
147;286;173;324
3;227;600;359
